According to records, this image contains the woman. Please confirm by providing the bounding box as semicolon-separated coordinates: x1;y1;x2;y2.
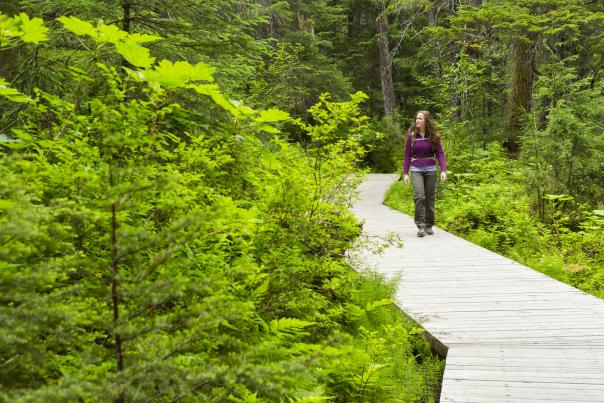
403;111;447;237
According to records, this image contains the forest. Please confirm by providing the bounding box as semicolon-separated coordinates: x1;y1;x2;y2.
0;0;602;401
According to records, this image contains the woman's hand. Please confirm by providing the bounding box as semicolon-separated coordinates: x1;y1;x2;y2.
440;171;447;182
403;174;410;185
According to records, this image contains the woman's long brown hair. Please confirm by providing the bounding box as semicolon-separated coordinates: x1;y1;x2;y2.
408;110;441;147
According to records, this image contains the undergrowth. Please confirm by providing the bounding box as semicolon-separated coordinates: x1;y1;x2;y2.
385;143;604;299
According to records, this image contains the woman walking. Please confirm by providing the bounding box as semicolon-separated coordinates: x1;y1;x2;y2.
403;111;447;237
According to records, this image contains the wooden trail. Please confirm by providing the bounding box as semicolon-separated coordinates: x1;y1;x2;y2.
350;174;604;403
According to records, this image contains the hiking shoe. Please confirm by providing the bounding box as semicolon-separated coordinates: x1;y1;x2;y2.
425;227;434;235
417;227;425;237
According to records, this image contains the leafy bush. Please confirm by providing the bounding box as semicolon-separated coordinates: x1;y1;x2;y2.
0;14;443;402
385;142;604;299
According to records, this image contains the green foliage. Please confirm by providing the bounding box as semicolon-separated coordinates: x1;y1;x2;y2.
2;0;267;128
424;0;604;147
0;12;47;103
1;15;443;401
385;142;604;299
364;116;403;173
4;0;601;397
434;50;506;144
522;60;604;206
318;270;443;403
0;77;31;103
243;42;353;116
0;12;48;47
390;1;603;297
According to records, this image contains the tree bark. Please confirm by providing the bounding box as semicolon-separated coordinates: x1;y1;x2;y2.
376;1;397;117
122;0;131;33
297;12;306;31
347;5;361;37
449;0;459;15
506;36;534;153
429;7;438;26
449;0;462;121
297;11;315;35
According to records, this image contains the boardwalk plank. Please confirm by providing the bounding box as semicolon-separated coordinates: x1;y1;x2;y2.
350;174;604;402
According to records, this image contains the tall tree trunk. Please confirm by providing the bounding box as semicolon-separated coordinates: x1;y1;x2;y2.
376;1;396;117
347;2;363;38
297;11;315;35
122;0;131;33
449;0;462;121
429;5;438;26
506;36;534;153
297;12;306;31
449;0;459;14
429;0;445;26
257;0;275;38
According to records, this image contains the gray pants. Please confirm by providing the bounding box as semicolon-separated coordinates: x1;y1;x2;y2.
411;171;437;228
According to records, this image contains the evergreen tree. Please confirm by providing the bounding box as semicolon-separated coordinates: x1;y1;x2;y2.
1;14;443;401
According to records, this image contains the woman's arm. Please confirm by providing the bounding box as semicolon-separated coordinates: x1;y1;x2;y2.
403;132;412;175
403;132;412;185
435;141;447;181
435;141;446;172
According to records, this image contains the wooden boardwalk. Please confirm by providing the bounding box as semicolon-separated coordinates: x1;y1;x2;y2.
350;174;604;403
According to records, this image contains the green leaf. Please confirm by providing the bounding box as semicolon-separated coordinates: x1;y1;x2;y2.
365;298;393;312
0;200;16;210
252;279;269;300
17;13;48;44
0;80;31;103
68;66;94;82
593;210;604;217
0;14;20;42
409;327;425;335
543;194;573;201
98;23;127;44
189;62;216;82
269;318;314;335
129;32;162;44
142;60;215;88
57;16;97;38
1;140;28;149
115;40;155;68
187;84;238;115
255;109;290;123
145;60;189;88
257;124;280;134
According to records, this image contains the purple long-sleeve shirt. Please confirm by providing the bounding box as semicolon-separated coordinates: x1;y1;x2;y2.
403;132;446;175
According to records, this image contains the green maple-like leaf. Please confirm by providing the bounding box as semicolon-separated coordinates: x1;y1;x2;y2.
98;23;127;44
142;60;215;89
0;14;20;43
255;109;290;123
187;84;238;115
258;124;280;134
17;13;48;44
0;78;31;103
188;62;216;82
115;39;155;68
57;16;97;38
129;32;162;44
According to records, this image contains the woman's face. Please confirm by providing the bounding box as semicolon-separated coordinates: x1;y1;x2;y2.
415;113;426;130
